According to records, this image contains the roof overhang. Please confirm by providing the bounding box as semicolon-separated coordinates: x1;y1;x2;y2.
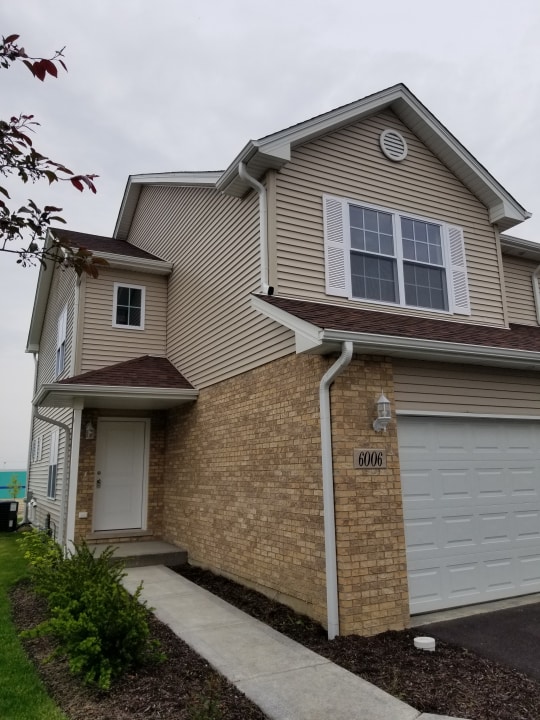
251;295;540;372
34;383;199;410
217;84;530;231
90;251;173;275
114;171;222;241
500;234;540;262
26;231;60;353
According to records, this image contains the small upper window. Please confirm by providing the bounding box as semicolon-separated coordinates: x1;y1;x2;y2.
56;306;67;377
113;284;145;329
47;428;59;500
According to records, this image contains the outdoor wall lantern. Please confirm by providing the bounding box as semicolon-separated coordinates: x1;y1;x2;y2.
372;392;392;432
85;421;96;440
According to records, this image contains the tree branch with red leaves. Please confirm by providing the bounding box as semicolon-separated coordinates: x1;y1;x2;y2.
0;33;105;276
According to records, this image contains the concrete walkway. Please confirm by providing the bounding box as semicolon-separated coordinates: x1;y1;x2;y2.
123;565;468;720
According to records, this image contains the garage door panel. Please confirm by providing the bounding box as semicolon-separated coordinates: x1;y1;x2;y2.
399;417;540;613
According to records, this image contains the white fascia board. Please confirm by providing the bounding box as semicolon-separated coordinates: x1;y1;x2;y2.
26;232;59;353
34;383;198;408
114;172;222;240
500;234;540;260
250;295;323;351
321;329;540;370
92;251;173;275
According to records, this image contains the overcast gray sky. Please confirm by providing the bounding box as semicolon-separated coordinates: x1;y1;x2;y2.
1;0;539;467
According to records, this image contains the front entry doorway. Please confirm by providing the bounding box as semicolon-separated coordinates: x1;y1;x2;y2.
93;419;149;532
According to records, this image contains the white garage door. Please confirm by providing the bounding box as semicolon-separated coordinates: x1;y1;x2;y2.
399;416;540;614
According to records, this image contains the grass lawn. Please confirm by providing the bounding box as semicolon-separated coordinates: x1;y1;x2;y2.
0;532;66;720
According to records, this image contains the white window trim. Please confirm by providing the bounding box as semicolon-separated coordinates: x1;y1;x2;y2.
31;434;43;463
55;305;67;377
112;283;146;330
323;194;471;316
47;428;59;500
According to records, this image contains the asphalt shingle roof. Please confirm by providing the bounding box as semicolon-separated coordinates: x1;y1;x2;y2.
58;356;194;389
257;295;540;353
52;228;163;261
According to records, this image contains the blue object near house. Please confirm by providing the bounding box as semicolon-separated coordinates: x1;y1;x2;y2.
0;470;26;500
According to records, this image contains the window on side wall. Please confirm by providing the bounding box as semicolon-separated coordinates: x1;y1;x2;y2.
112;283;145;329
56;306;67;377
47;429;59;499
31;434;43;463
323;195;470;315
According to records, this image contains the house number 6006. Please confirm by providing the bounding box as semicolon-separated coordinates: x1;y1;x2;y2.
353;449;387;469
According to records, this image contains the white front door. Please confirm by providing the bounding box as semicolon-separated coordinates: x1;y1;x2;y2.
399;416;540;614
93;419;148;532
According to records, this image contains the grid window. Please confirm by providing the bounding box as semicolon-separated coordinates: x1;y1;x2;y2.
348;203;449;311
47;429;59;499
113;284;145;329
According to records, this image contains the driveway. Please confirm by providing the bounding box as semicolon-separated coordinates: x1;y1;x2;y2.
418;600;540;681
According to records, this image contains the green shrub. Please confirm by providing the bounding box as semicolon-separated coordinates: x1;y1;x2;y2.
18;531;162;690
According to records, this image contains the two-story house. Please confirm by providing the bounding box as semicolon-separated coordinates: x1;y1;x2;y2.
26;84;540;638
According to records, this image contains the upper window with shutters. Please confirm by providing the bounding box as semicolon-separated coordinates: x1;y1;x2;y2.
323;195;471;316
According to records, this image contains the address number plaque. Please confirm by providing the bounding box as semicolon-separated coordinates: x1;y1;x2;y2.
353;448;387;469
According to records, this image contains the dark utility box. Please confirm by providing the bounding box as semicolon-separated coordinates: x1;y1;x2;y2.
0;501;18;532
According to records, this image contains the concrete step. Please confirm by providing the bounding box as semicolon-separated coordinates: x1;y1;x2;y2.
91;540;187;568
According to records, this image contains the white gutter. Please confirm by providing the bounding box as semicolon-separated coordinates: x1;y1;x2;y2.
32;403;72;548
320;329;540;369
319;341;353;640
34;384;199;407
238;162;271;295
533;265;540;326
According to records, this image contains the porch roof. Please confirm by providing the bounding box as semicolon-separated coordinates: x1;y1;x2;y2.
35;356;198;409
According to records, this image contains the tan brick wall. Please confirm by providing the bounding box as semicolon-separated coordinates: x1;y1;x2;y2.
74;409;166;543
162;352;410;635
331;356;409;635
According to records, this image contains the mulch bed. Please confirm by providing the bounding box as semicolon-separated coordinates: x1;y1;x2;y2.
172;565;540;720
9;580;268;720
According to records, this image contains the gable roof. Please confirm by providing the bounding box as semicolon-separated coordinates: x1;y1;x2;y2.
252;295;540;370
52;228;163;261
34;356;198;409
115;84;530;240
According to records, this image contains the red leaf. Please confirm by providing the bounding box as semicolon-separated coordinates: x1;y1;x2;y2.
59;59;67;72
4;34;20;44
70;178;84;192
32;60;46;81
44;59;58;78
0;186;10;199
44;170;58;184
22;59;34;74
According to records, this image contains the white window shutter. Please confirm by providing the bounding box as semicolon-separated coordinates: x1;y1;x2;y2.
447;225;471;315
323;196;349;297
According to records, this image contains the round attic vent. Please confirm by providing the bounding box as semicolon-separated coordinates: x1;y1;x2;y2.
379;129;408;162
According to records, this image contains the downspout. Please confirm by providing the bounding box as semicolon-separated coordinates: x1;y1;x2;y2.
319;341;353;640
238;162;272;295
32;402;72;548
533;265;540;325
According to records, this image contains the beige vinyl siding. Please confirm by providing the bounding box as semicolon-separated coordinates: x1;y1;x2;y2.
36;267;77;388
79;268;167;373
28;407;72;537
394;359;540;415
126;185;294;388
502;254;538;326
274;109;505;327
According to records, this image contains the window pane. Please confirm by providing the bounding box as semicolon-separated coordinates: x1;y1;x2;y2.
380;234;394;256
116;307;129;325
129;288;142;308
416;241;429;263
402;238;415;260
401;217;414;240
364;209;378;232
350;227;365;250
365;231;380;254
349;205;364;229
378;212;393;235
413;221;428;243
129;307;141;326
117;286;130;304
